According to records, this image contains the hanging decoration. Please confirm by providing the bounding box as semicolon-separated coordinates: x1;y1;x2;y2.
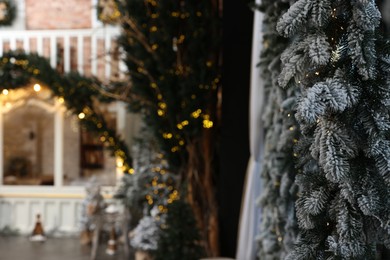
97;0;120;24
0;0;15;26
0;51;133;173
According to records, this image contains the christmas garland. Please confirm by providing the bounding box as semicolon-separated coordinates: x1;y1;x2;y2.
255;0;300;259
0;0;16;26
276;0;390;258
0;51;133;173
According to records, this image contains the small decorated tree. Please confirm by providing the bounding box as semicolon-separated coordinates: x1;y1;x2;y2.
115;129;179;220
130;215;160;260
154;199;205;260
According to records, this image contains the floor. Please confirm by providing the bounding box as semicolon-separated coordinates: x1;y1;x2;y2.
0;235;128;260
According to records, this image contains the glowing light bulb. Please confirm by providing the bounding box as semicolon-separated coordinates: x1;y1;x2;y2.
33;84;41;92
2;89;8;95
78;112;86;119
116;159;124;168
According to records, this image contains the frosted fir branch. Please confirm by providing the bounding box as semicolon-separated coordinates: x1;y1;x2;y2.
330;202;367;258
347;25;366;76
294;137;319;171
285;231;325;260
280;40;306;65
306;33;331;66
302;187;329;215
297;76;360;124
297;85;327;124
278;41;308;88
327;235;366;258
368;138;390;185
285;244;318;260
311;125;322;161
336;203;364;241
347;25;377;80
279;172;293;199
361;31;378;80
359;107;390;136
357;192;382;217
323;145;351;183
276;0;312;37
314;120;358;183
379;54;390;72
310;0;332;28
353;0;381;32
372;111;390;132
339;182;356;205
278;53;305;88
296;197;316;230
318;119;359;160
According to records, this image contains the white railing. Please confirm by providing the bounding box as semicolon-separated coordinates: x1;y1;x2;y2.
0;190;119;235
0;27;125;81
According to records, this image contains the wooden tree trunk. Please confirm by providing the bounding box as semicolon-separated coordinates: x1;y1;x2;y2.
186;128;219;257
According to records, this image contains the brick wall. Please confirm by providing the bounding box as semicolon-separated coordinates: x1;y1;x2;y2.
25;0;92;29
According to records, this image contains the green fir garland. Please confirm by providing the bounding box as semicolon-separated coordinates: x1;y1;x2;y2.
0;51;132;173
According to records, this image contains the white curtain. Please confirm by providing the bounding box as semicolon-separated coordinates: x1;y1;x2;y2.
235;2;264;259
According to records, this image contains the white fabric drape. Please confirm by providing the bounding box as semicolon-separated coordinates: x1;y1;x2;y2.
235;2;264;259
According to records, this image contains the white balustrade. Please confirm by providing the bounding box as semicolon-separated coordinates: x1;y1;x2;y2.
0;27;123;80
0;186;118;235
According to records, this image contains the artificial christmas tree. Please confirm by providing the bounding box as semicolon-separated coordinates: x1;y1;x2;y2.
275;0;390;258
255;0;300;259
115;130;179;223
112;0;221;255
